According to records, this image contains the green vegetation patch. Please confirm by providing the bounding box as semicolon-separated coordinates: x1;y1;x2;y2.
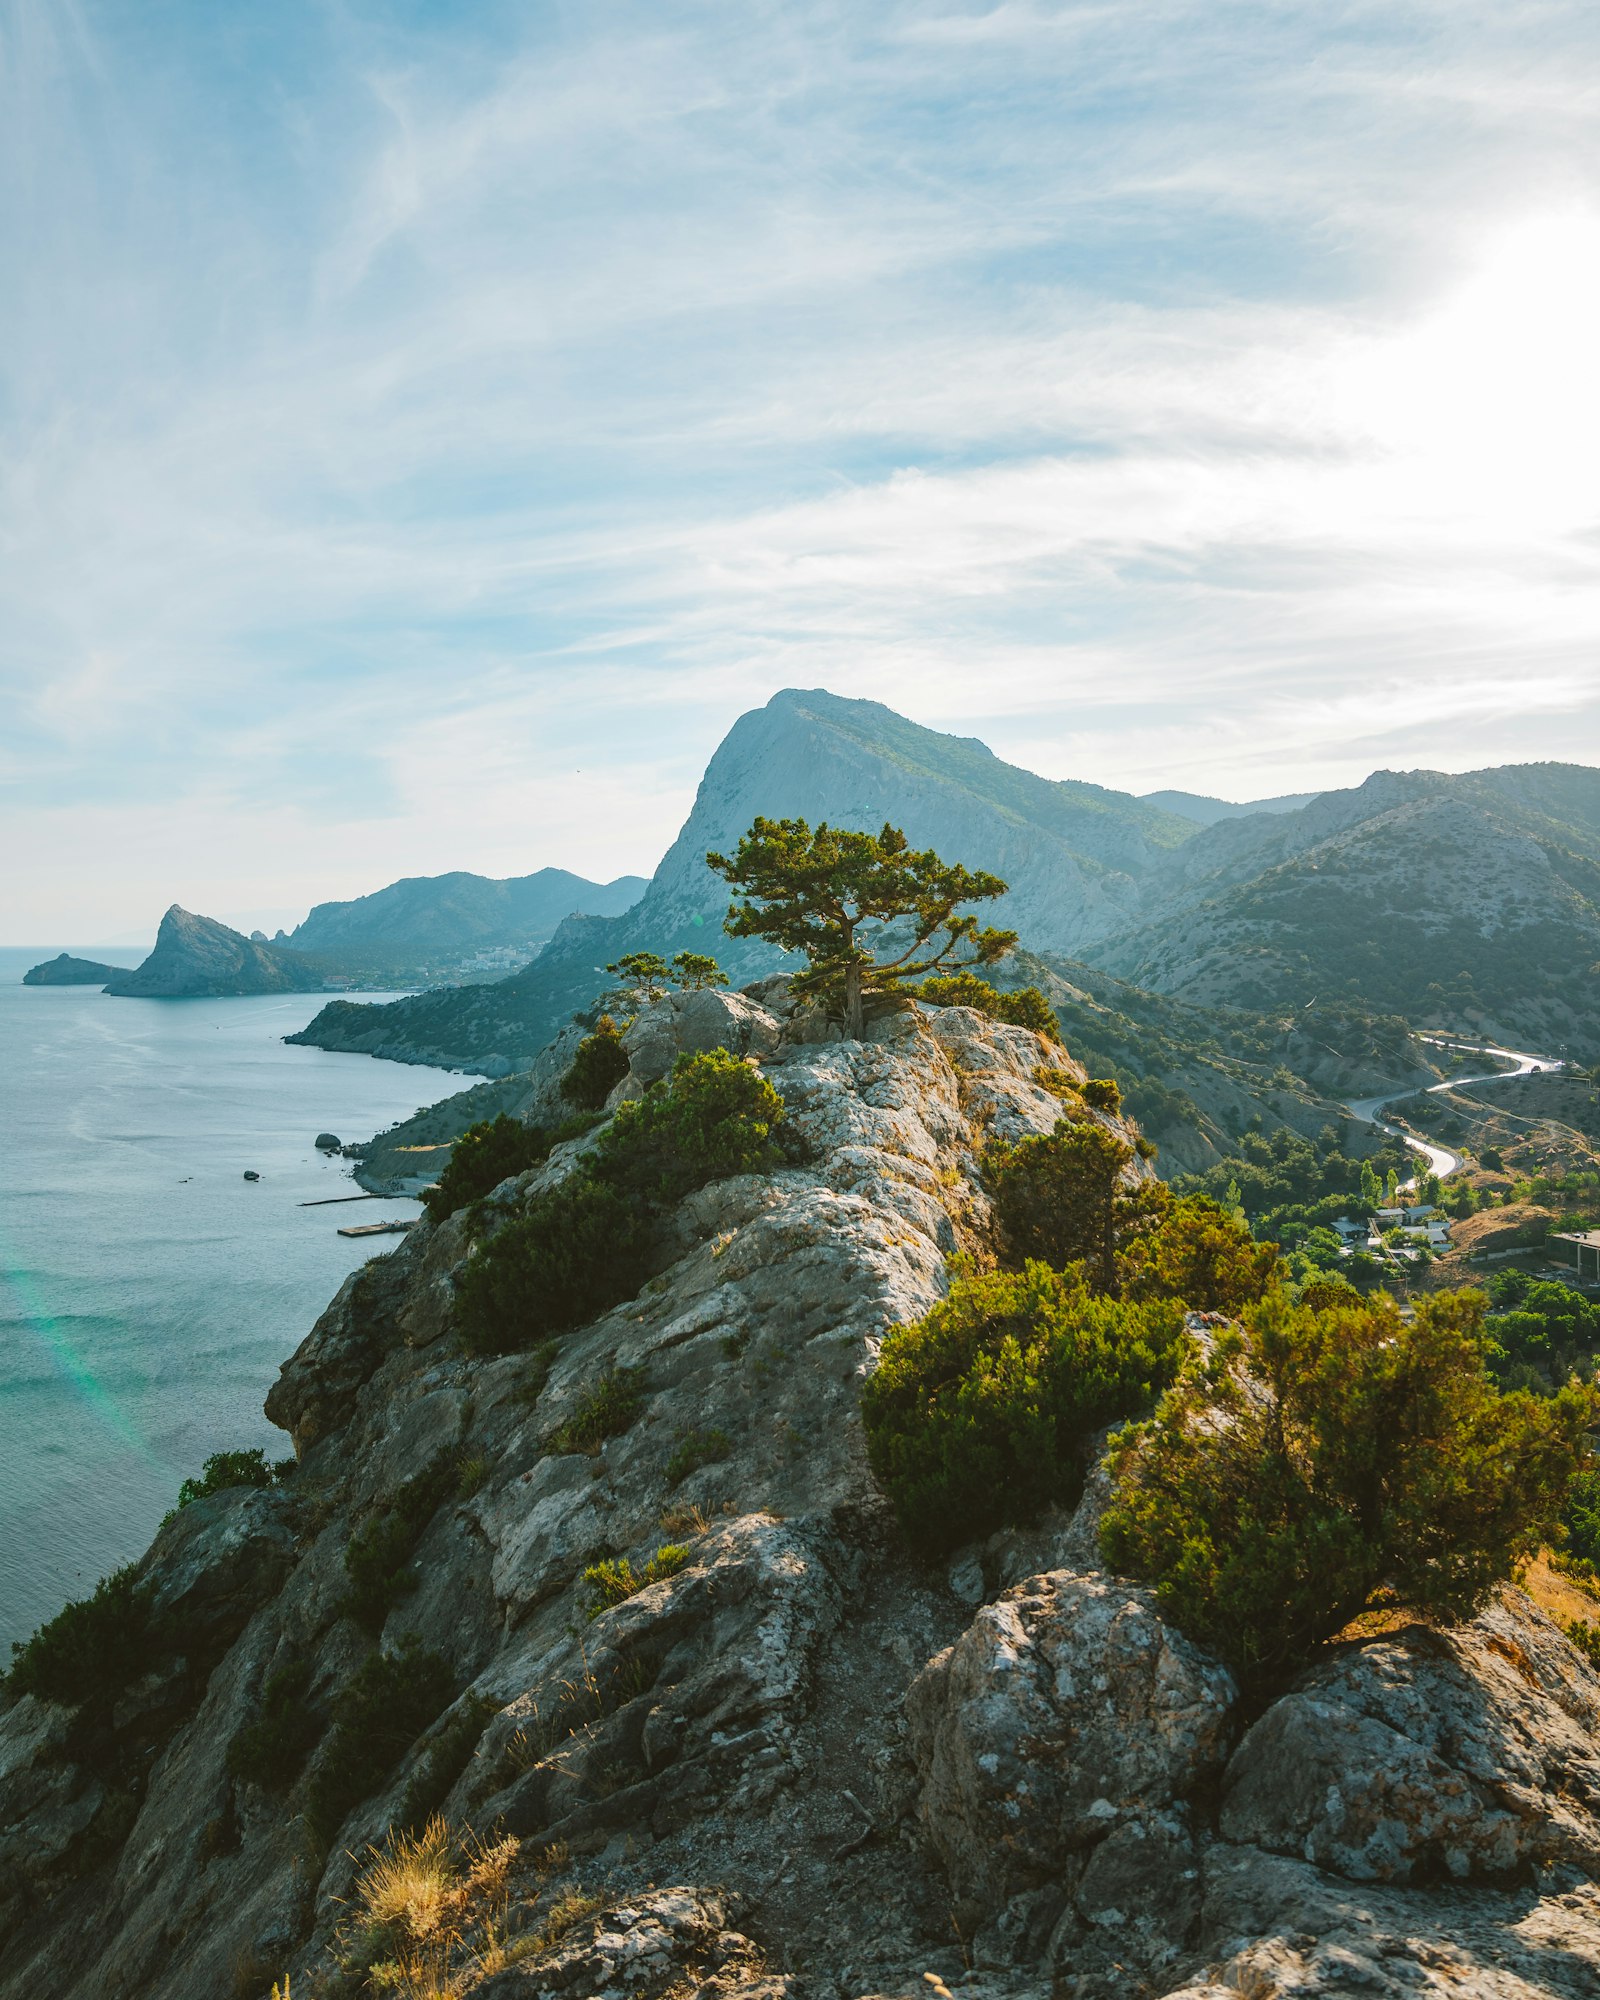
177;1448;283;1508
561;1016;631;1110
987;1118;1135;1291
918;972;1059;1038
664;1426;732;1486
547;1368;644;1456
343;1453;459;1630
303;1638;455;1853
861;1263;1189;1555
1100;1287;1592;1692
227;1657;322;1792
455;1049;786;1356
1486;1271;1600;1395
6;1563;169;1714
421;1112;596;1223
582;1544;692;1618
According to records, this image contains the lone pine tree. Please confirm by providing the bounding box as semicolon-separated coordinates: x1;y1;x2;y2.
706;817;1015;1039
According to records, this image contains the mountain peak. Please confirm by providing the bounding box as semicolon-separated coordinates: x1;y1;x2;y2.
106;907;326;999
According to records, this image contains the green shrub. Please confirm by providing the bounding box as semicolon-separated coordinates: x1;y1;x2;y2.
582;1544;691;1618
343;1454;458;1629
1081;1077;1122;1113
547;1368;644;1455
227;1657;321;1791
454;1175;654;1356
1566;1466;1600;1568
561;1016;630;1110
987;1118;1133;1291
303;1639;455;1852
591;1049;785;1201
421;1115;555;1221
664;1427;731;1486
919;973;1059;1039
6;1563;167;1712
1565;1618;1600;1668
455;1051;785;1356
1100;1287;1593;1691
177;1448;277;1508
1120;1194;1280;1315
860;1263;1189;1555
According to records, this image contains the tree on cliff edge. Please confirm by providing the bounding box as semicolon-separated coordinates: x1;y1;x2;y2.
707;817;1015;1039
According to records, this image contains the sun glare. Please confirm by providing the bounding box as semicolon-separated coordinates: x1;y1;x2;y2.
1347;214;1600;532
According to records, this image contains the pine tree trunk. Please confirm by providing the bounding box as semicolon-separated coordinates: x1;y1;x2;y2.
845;961;865;1041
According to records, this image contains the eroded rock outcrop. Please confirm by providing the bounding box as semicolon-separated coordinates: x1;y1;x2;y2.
2;985;1598;2000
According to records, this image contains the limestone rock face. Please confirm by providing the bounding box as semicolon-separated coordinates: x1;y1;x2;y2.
618;987;783;1092
142;1488;298;1651
906;1569;1238;1906
1219;1587;1600;1884
4;988;1600;2000
472;1887;770;2000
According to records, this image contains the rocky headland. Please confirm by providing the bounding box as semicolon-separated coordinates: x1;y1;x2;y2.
21;954;122;987
2;987;1597;2000
105;906;331;998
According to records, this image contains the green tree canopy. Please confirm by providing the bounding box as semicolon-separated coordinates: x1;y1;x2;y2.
706;817;1015;1038
1100;1286;1594;1690
987;1118;1133;1293
606;952;671;1003
604;950;728;1008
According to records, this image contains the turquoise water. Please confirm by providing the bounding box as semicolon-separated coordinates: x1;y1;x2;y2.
0;950;478;1654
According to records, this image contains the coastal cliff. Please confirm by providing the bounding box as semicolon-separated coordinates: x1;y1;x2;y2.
106;906;330;998
2;989;1597;2000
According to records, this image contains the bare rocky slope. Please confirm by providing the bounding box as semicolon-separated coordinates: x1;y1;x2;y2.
1097;764;1600;1057
3;989;1598;2000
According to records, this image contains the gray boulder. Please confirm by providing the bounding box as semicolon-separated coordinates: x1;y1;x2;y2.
617;987;783;1094
906;1568;1237;1907
1219;1587;1600;1884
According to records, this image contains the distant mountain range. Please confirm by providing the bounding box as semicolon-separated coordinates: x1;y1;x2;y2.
289;687;1202;1072
1096;764;1600;1055
1139;788;1319;825
37;867;651;1001
278;867;646;974
289;687;1600;1075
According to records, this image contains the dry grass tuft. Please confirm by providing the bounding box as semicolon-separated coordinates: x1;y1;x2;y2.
337;1816;521;2000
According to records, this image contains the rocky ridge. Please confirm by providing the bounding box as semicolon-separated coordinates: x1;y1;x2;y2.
1;988;1597;2000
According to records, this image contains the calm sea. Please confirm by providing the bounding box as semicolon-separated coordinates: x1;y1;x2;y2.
0;949;479;1654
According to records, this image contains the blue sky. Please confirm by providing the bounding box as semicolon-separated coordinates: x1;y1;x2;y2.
4;1;1599;939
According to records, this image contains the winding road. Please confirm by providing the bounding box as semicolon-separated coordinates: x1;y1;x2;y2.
1343;1038;1563;1184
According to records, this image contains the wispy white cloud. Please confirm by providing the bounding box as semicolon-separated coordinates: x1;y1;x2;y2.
1;0;1599;936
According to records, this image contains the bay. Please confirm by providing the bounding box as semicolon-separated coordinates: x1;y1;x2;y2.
0;948;478;1654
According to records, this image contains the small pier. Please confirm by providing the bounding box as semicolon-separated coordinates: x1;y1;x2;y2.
337;1219;416;1239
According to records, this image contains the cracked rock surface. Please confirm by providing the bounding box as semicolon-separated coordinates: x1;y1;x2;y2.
1;986;1597;2000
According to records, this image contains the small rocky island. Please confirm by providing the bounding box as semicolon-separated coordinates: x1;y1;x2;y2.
21;953;121;987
